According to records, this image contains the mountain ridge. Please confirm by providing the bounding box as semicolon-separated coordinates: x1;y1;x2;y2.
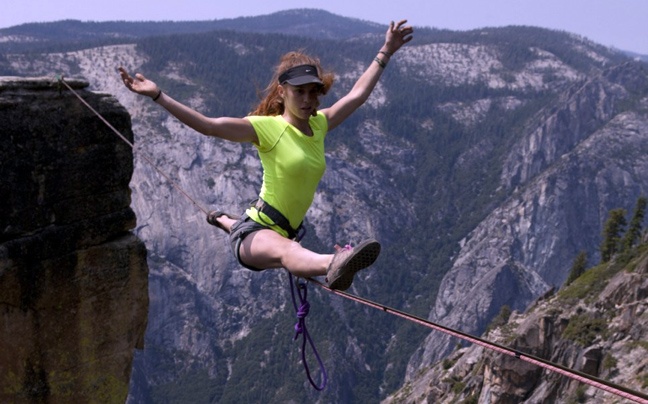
0;9;382;54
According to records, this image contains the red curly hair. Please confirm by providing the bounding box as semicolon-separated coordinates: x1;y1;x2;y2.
251;50;335;116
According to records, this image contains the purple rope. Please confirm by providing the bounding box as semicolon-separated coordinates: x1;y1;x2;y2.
288;273;328;390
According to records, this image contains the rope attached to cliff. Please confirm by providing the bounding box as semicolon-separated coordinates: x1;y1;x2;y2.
305;277;648;404
57;75;209;216
58;76;648;403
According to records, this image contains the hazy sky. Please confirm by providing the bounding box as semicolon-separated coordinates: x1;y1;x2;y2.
2;0;647;54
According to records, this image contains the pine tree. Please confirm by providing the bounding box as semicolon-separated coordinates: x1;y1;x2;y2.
622;196;647;252
565;250;588;286
600;208;627;263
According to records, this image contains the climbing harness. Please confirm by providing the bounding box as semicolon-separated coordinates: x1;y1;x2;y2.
58;76;648;402
253;197;303;240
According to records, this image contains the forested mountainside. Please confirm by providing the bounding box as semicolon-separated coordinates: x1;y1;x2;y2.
2;9;646;403
0;9;382;54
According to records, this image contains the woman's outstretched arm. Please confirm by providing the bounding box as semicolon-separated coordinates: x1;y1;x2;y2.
118;67;257;143
321;20;413;131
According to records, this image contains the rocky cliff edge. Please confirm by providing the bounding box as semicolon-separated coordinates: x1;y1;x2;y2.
0;76;148;403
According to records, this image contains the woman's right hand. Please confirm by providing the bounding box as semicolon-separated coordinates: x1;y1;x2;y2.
118;67;160;99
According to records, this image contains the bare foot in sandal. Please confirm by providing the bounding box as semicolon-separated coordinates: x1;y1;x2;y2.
206;211;239;233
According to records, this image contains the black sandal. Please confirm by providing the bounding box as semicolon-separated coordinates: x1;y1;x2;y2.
206;211;239;232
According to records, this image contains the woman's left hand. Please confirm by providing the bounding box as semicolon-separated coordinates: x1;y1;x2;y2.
384;20;414;55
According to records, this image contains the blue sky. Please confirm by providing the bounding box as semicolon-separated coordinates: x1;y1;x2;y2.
2;0;647;54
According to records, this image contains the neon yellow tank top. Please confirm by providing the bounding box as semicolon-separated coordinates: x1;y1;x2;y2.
245;112;328;237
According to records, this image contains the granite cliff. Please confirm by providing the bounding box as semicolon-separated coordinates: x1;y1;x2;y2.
407;62;648;374
0;77;148;402
385;235;648;403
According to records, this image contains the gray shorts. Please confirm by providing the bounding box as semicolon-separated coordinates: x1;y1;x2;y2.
228;214;270;271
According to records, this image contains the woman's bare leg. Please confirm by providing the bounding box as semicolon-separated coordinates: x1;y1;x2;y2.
238;229;332;278
213;214;238;232
211;213;378;287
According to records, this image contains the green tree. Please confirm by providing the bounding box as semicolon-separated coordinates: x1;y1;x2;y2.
565;250;587;286
486;304;512;333
600;208;627;263
622;196;647;252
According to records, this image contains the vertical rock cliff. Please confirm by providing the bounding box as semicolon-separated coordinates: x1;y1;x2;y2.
0;77;148;403
384;236;648;403
406;61;648;376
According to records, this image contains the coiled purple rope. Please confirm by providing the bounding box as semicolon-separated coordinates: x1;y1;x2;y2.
287;226;327;390
288;273;328;391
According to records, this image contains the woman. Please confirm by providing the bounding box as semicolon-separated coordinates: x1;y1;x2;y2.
119;20;413;290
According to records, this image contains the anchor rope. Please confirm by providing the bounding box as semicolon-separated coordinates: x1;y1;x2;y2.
305;277;648;404
57;76;208;216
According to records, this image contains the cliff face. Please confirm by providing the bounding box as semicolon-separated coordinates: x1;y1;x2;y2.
384;239;648;404
0;77;148;402
406;62;648;375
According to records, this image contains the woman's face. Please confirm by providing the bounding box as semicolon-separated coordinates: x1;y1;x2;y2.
280;83;322;121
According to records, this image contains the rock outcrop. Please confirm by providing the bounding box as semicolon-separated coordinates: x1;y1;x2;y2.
0;77;148;403
406;62;648;376
384;237;648;404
